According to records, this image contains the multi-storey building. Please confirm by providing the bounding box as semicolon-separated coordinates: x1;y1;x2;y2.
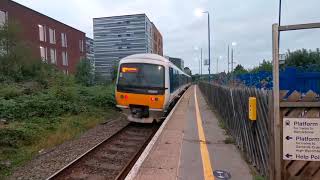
165;56;184;70
86;37;94;69
93;14;162;79
0;0;86;74
152;23;163;56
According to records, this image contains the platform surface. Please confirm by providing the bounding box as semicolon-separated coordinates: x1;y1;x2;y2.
134;86;252;180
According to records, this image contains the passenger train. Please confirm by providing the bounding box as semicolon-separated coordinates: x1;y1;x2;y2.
115;53;191;123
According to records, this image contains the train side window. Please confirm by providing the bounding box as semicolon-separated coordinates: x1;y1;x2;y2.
169;67;174;93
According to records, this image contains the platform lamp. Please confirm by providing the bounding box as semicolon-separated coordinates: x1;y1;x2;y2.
194;8;212;83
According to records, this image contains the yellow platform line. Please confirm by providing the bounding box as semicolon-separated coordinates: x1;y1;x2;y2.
194;86;215;180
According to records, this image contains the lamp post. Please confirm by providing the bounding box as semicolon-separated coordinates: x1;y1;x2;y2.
195;8;212;82
194;46;203;78
200;48;203;76
217;56;222;74
227;45;230;74
230;42;237;84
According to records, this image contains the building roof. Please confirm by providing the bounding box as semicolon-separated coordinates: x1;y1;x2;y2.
9;0;85;34
93;13;146;20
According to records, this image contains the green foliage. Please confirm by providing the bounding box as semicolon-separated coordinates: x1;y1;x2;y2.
284;48;320;70
0;85;23;99
0;128;33;147
233;64;248;75
0;22;58;83
111;63;119;82
0;84;115;120
75;58;94;86
250;60;273;73
0;20;118;178
254;175;266;180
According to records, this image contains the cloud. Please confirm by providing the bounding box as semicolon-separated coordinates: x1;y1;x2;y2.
13;0;320;74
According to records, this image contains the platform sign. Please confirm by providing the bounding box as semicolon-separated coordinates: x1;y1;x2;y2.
283;118;320;161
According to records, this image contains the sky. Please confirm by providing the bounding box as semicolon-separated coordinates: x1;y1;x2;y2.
14;0;320;74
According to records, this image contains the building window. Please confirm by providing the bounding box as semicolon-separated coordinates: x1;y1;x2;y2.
38;25;46;42
40;46;47;62
49;28;56;44
50;48;56;64
79;39;84;52
0;10;7;26
61;33;67;47
62;51;68;66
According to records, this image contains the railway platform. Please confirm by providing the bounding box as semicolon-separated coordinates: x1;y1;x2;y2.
127;85;252;180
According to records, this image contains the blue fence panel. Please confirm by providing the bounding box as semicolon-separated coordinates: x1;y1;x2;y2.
236;67;320;94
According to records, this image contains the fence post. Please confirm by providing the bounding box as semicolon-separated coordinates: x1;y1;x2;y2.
272;23;282;180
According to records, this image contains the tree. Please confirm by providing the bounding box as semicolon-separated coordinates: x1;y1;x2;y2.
111;63;118;82
250;60;272;73
0;22;49;82
75;58;94;86
233;64;248;75
284;48;320;71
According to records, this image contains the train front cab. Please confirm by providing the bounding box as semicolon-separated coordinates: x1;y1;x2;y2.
116;63;167;123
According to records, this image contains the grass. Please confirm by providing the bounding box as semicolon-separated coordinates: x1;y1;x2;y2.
254;175;266;180
0;108;118;178
0;79;118;178
224;136;235;144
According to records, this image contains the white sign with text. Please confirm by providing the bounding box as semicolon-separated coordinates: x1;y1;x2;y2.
283;118;320;161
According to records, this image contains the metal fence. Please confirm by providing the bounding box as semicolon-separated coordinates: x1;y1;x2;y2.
236;67;320;94
199;82;271;176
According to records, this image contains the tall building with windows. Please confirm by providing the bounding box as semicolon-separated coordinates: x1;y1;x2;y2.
165;56;184;70
86;37;94;69
0;0;86;74
93;14;162;79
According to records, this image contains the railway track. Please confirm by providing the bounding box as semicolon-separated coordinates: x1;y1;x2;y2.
47;123;159;180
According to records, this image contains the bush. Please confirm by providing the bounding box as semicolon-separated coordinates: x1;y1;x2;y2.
0;85;23;99
0;128;32;147
0;84;115;121
75;58;94;86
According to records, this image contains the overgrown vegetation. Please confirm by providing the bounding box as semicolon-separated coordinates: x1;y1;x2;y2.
284;48;320;71
0;22;118;178
233;48;320;75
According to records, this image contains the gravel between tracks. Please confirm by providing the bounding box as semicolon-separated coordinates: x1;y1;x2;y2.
9;115;129;180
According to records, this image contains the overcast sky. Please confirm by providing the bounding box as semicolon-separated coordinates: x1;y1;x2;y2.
14;0;320;74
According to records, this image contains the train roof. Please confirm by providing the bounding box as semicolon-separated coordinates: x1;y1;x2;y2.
122;53;170;63
121;53;190;77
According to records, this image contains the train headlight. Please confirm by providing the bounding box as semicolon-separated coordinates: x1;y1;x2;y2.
150;97;159;102
120;94;128;99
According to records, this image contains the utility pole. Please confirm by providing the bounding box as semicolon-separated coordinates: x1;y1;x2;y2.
207;12;211;82
200;48;203;76
227;45;230;74
198;55;200;75
216;58;219;74
231;48;234;73
231;48;234;83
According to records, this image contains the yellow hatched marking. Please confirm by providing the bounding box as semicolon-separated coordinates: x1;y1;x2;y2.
194;86;215;180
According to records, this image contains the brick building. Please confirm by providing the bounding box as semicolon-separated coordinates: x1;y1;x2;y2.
0;0;86;74
152;22;163;56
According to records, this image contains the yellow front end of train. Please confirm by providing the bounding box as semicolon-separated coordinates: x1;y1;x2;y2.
115;61;166;123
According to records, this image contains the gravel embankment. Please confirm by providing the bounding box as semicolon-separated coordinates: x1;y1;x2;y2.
9;115;129;180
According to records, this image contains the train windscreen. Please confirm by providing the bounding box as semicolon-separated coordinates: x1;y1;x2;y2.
118;63;165;89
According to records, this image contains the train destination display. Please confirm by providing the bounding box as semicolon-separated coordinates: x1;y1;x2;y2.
283;118;320;161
